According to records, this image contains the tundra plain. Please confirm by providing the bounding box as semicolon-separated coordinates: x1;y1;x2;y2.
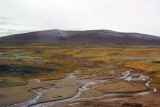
0;43;160;107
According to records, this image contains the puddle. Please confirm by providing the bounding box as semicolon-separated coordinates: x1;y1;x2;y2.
0;64;54;76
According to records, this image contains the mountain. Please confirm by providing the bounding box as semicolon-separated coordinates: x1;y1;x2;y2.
0;29;160;45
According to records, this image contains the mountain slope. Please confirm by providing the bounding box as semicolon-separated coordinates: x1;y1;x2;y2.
0;29;160;45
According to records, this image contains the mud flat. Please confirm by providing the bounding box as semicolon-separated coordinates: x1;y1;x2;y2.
0;79;59;106
39;86;80;102
33;70;157;106
95;81;147;93
0;64;159;107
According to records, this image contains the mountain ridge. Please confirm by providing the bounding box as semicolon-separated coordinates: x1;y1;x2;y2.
0;29;160;45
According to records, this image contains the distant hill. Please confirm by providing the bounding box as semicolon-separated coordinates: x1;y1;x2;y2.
0;29;160;45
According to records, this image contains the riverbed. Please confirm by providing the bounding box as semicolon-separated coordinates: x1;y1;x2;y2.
0;64;158;107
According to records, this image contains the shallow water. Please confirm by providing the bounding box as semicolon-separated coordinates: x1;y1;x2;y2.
0;64;54;76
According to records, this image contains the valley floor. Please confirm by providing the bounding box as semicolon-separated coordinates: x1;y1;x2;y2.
0;44;160;107
0;63;160;107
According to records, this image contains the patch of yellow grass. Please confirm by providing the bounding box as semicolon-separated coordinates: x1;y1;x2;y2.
0;44;160;87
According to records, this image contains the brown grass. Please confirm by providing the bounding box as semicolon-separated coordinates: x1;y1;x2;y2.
0;44;160;88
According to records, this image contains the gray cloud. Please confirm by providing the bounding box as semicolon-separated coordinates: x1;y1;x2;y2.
0;29;32;37
0;16;12;20
0;22;8;25
0;21;20;26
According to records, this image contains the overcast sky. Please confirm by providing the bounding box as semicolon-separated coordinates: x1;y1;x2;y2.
0;0;160;37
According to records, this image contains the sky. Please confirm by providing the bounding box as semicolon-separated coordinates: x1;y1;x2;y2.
0;0;160;37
